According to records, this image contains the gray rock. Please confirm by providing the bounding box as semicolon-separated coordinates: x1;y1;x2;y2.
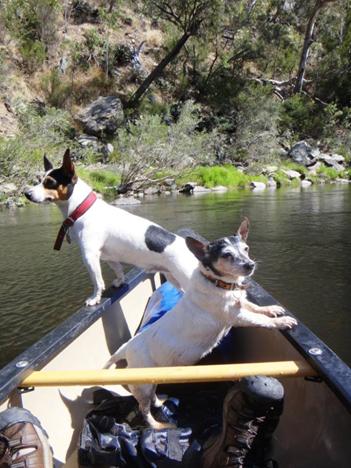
5;198;16;209
77;96;124;136
288;141;317;166
267;177;277;188
301;179;312;187
282;169;301;180
77;134;99;149
111;196;141;206
0;183;17;194
105;143;114;154
250;181;266;191
318;153;345;171
179;183;195;194
193;186;212;193
164;178;176;187
144;187;160;196
335;178;351;184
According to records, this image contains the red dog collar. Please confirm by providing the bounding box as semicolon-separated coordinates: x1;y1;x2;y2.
201;272;249;291
54;192;97;251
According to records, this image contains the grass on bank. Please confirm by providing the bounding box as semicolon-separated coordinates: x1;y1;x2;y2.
177;165;267;189
77;167;121;195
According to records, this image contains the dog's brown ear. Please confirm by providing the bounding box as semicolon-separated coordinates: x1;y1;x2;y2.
43;155;53;172
237;217;250;241
61;148;75;177
186;237;207;261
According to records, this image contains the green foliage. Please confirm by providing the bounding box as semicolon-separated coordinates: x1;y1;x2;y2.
0;104;73;179
177;165;267;189
3;0;60;70
112;100;218;187
316;165;340;181
77;168;121;195
40;69;71;108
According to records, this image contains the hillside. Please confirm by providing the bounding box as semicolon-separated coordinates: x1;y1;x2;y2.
0;0;350;204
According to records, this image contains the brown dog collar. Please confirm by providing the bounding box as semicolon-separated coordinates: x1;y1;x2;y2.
201;272;248;291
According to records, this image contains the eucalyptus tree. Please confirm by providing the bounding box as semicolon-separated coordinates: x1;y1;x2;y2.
128;0;223;107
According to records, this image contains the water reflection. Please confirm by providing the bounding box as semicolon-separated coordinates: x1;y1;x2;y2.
0;185;350;367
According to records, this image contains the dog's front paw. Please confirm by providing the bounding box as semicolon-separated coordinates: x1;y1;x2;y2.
262;305;285;317
112;277;125;288
274;316;298;330
85;295;101;306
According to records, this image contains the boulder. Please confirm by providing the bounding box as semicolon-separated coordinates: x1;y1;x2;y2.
250;181;266;191
77;96;124;136
193;186;212;193
307;161;322;174
318;153;345;171
267;177;277;189
288;141;318;166
282;169;301;180
77;134;99;149
144;187;160;196
301;179;312;187
179;183;195;194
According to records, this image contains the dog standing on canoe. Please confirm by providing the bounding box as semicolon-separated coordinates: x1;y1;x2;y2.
104;220;298;428
24;149;198;306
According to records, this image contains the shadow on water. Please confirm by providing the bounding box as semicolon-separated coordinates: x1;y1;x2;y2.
0;185;350;367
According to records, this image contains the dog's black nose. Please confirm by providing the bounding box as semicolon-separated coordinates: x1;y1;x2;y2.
24;190;32;200
244;261;255;272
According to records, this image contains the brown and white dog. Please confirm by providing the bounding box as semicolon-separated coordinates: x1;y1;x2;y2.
24;149;198;305
104;220;298;428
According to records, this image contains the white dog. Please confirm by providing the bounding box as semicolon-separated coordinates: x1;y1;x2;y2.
104;219;298;428
24;149;198;306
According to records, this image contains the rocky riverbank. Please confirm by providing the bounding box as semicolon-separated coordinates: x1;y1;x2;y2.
1;137;350;210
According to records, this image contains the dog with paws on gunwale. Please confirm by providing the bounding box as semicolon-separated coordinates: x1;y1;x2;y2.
24;149;198;306
104;218;298;429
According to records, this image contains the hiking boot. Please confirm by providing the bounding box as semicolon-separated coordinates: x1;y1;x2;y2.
202;376;284;468
0;407;53;468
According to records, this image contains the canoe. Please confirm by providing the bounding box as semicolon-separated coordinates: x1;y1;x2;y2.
1;267;351;467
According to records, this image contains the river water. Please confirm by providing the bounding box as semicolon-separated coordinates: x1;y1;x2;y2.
0;185;350;368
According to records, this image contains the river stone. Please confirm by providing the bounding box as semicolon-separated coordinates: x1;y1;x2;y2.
250;181;266;191
318;153;345;171
144;187;160;196
301;179;312;187
193;186;211;193
282;169;301;180
267;177;277;188
77;96;124;136
288;141;318;166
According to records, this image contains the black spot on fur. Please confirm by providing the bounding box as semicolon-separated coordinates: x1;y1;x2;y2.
145;225;176;253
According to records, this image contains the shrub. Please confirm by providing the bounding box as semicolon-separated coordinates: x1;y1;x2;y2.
4;0;61;70
40;69;72;108
112;100;218;190
0;104;74;180
77;168;120;195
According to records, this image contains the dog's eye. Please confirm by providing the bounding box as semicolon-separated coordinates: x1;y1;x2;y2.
244;246;249;252
222;252;232;259
43;178;57;189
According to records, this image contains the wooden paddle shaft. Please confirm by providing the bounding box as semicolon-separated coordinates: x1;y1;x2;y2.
20;360;317;387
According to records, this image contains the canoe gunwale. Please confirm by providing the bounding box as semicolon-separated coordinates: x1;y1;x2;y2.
248;280;351;413
0;267;149;404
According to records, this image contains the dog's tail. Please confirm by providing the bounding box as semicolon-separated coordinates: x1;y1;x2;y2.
103;342;128;369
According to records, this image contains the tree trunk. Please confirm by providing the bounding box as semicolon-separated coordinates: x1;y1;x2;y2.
294;0;335;93
127;31;191;108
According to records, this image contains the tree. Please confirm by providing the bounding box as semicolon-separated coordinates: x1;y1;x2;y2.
127;0;222;107
294;0;337;93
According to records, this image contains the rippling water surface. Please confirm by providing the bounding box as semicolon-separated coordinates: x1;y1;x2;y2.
0;185;350;368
